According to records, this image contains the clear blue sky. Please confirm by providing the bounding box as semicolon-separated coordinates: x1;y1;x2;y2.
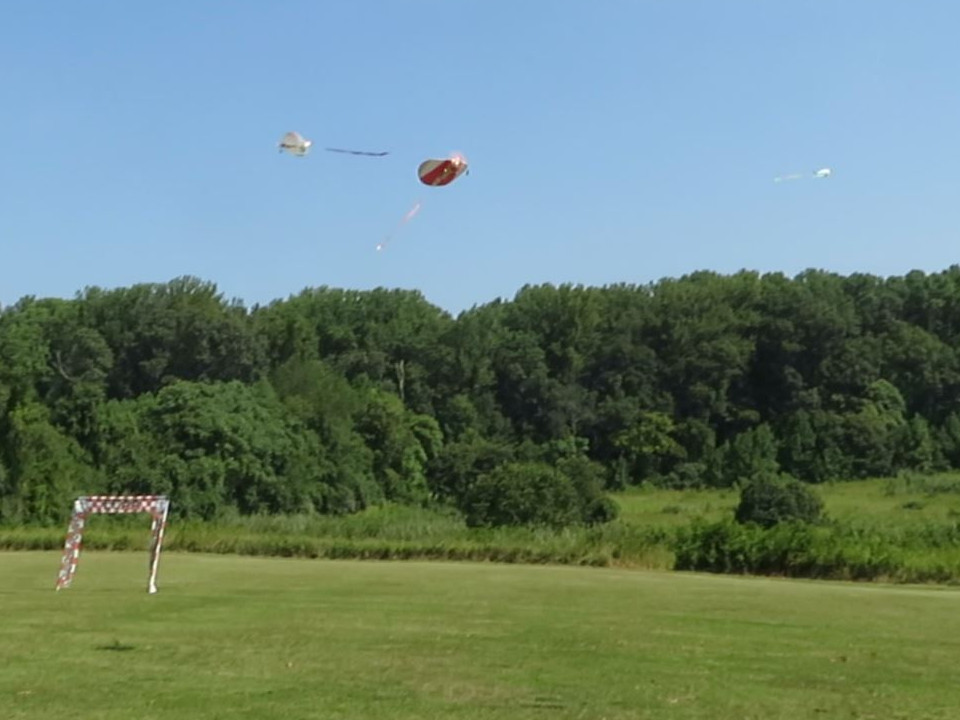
3;1;959;313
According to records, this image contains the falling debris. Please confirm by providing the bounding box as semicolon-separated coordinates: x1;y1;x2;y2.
325;147;390;157
377;201;423;252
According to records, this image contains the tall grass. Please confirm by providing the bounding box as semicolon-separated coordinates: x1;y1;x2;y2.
673;517;960;584
5;474;960;582
0;504;671;570
883;470;960;497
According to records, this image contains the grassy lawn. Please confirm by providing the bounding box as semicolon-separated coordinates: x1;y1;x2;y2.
3;551;960;719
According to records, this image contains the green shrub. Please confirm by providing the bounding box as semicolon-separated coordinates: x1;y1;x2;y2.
658;462;707;489
734;473;824;528
556;454;620;525
584;496;619;525
461;461;582;529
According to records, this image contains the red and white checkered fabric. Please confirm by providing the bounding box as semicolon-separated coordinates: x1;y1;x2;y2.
79;495;169;515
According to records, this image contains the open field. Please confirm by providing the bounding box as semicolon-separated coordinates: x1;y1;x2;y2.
3;475;960;583
613;475;960;529
3;551;960;719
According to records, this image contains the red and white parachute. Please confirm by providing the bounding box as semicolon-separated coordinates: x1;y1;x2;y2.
417;153;469;187
375;153;470;252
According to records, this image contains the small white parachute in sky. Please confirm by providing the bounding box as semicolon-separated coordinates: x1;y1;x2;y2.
774;167;833;183
278;131;312;157
278;130;389;158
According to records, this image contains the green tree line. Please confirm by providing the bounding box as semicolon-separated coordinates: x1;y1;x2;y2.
3;267;960;526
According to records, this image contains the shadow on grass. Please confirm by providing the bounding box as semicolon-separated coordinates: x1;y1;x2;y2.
95;639;136;652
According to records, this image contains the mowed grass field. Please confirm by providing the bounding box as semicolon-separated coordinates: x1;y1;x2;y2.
3;551;960;719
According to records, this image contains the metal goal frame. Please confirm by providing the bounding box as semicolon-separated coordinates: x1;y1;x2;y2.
55;495;170;594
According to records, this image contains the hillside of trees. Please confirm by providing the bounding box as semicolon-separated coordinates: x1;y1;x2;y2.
2;267;960;528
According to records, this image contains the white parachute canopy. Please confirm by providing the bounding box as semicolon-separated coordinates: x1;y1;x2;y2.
278;131;312;157
277;130;389;158
774;167;833;183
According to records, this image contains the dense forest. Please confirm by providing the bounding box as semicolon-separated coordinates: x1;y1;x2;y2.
2;267;960;528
